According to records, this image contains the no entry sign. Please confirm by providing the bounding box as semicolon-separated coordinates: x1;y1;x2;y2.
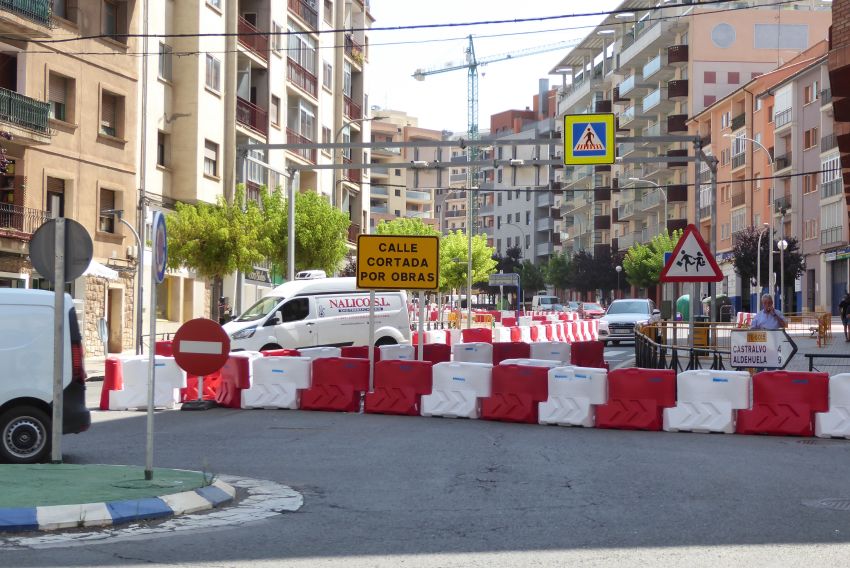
172;318;231;376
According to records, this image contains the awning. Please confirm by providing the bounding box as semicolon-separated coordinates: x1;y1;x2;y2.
83;260;119;280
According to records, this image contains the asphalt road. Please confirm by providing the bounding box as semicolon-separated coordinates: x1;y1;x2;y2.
5;350;850;567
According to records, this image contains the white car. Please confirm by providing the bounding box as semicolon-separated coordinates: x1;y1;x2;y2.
598;299;661;345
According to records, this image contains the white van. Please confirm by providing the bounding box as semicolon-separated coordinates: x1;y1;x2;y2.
531;295;561;311
223;277;411;351
0;289;91;463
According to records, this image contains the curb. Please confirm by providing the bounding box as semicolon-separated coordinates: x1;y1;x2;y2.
0;479;235;532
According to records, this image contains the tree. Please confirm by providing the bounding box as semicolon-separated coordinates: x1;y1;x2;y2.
500;245;522;275
565;251;597;293
732;226;804;290
519;259;546;294
439;230;498;294
622;229;682;289
374;217;440;237
544;252;572;291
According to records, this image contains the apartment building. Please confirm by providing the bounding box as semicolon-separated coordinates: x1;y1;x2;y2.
0;1;140;355
369;110;440;232
691;41;846;314
140;0;374;333
434;136;470;234
548;0;832;282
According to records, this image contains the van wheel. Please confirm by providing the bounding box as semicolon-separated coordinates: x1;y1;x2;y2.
0;405;51;464
375;337;396;347
259;343;282;352
612;341;620;346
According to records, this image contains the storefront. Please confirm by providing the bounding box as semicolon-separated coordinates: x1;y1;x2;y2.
825;247;850;316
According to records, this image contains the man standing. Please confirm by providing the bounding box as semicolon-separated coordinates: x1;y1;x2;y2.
839;292;850;342
750;294;787;330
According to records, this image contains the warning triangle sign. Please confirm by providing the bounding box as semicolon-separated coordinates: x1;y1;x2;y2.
573;124;606;152
659;224;723;283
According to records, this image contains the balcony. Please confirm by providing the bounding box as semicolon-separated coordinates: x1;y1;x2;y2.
0;203;48;241
618;231;636;249
343;95;362;120
774;108;792;128
731;192;745;208
370;205;388;214
0;87;50;141
667;184;688;202
667;114;687;133
774;194;791;213
594;187;611;202
287;58;318;98
667;44;688;65
594;215;611;230
288;0;318;30
821;88;832;105
285;128;316;163
822;226;843;246
774;152;792;171
345;34;364;65
238;16;269;62
667;79;688;99
347;223;361;243
666;148;688;169
731;113;745;131
821;178;842;200
536;217;554;232
536;242;554;256
613;86;628;103
236;97;268;137
406;189;430;202
445;210;466;218
371;185;389;197
643;55;663;81
371;165;388;177
0;0;51;35
619;106;636;127
667;218;688;234
620;20;675;69
618;74;637;97
558;77;596;114
618;201;636;220
642;87;664;113
821;134;837;153
536;192;554;207
594;99;612;113
343;157;361;183
731;152;746;170
479;202;494;215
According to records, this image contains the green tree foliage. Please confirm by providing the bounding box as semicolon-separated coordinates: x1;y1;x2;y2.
732;226;804;288
374;217;440;237
544;252;572;290
565;251;599;293
622;229;682;288
439;230;498;292
519;259;546;293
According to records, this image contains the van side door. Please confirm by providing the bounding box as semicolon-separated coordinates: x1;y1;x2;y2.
272;297;318;349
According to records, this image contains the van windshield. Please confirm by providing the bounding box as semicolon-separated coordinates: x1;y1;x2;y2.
236;296;283;322
539;297;558;305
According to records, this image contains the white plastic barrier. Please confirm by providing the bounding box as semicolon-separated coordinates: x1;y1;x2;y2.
663;370;751;434
816;373;850;439
298;346;342;360
519;326;532;343
109;356;187;411
492;326;512;343
452;342;493;364
530;342;571;363
427;329;449;344
532;324;549;343
498;358;562;368
538;365;608;427
241;356;312;409
379;344;415;361
518;316;533;327
448;329;462;345
421;362;493;418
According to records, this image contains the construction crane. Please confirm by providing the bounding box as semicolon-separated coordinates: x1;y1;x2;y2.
413;35;582;234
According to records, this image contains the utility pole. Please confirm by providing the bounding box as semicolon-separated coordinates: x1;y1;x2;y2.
136;0;149;355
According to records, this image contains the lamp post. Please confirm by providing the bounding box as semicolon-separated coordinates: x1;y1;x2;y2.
725;133;776;304
103;209;144;355
756;222;769;300
778;238;788;312
615;265;622;300
332;115;387;210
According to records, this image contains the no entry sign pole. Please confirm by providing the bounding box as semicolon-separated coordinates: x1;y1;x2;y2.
146;212;168;481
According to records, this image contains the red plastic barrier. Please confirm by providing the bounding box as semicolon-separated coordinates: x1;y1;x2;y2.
261;349;300;357
481;365;549;423
216;355;253;409
502;316;517;327
341;345;380;360
365;360;433;415
414;343;451;364
509;326;521;342
570;340;607;369
155;340;174;357
530;326;539;342
492;341;531;365
545;325;554;341
99;356;123;410
595;368;676;431
181;372;221;402
490;310;502;323
735;371;829;436
300;357;370;412
461;327;492;344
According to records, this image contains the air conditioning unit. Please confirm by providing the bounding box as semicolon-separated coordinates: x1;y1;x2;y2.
127;245;138;259
295;270;327;280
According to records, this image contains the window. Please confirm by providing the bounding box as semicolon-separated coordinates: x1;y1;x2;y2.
767;105;774;122
270;95;280;126
803;173;818;194
525;211;530;224
728;71;739;85
205;55;221;92
497;169;503;183
497;215;501;229
99;91;122;138
515;212;520;223
754;214;760;227
280;298;309;323
804;81;819;104
526;190;531;202
721;223;730;240
804;218;818;240
497;193;502;206
207;0;221;8
323;61;332;89
288;25;317;74
514;236;519;248
394;169;401;176
99;189;116;233
720;185;730;202
721;112;730;129
157;131;169;167
755;97;763;112
46;177;65;219
731;132;746;156
322;126;331;148
158;43;172;81
324;0;333;24
102;0;127;42
48;73;68;122
804;127;818;149
731;208;745;234
273;22;284;52
394;189;401;197
525;235;531;248
496;238;501;253
704;71;716;84
507;191;512;201
204;140;219;177
343;61;352;97
704;95;716;107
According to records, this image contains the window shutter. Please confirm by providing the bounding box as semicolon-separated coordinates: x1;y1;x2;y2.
49;74;66;104
47;177;65;193
101;94;116;130
100;188;115;211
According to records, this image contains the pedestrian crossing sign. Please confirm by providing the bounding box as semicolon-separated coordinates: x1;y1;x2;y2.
563;113;615;165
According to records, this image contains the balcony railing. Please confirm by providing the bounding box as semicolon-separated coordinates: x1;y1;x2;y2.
731;192;745;208
642;88;661;113
345;34;364;64
0;0;51;26
536;192;554;207
667;114;687;133
774;152;792;170
343;156;361;183
238;16;269;62
0;203;48;239
407;210;432;219
371;185;389;197
618;75;636;97
643;55;662;80
667;79;688;99
348;223;361;243
731;152;745;169
371;205;388;214
731;113;745;131
774;194;791;213
406;189;430;201
667;44;688;65
821;134;837;153
285;128;316;163
821;178;842;200
698;205;711;220
774;108;792;128
445;210;466;218
287;58;318;98
287;0;318;30
620;106;636;126
236;97;268;136
343;95;362;120
820;88;832;105
822;226;843;246
0;87;49;134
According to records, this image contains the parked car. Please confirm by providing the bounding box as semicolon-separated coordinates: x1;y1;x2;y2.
0;290;91;463
580;302;605;319
566;301;581;313
598;299;662;345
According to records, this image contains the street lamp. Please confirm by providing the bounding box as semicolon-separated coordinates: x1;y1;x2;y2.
778;238;788;312
628;177;667;234
615;265;622;299
332;115;388;211
756;222;769;299
725;133;776;304
103;209;144;355
504;222;526;309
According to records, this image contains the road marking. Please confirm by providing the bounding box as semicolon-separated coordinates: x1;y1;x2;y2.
604;350;626;358
179;340;224;354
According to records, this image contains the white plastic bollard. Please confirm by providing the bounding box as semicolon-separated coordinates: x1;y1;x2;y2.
241;356;312;409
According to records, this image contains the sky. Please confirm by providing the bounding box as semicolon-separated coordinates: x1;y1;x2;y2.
367;0;621;135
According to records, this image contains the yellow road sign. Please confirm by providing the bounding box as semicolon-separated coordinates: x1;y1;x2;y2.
563;113;615;165
356;234;440;290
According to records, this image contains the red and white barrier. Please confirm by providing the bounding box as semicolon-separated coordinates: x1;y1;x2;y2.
736;312;756;328
109;356;186;411
421;362;493;419
241;356;312;409
663;370;751;434
538;366;608;427
816;373;850;439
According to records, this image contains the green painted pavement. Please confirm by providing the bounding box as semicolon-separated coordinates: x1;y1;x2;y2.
0;464;209;508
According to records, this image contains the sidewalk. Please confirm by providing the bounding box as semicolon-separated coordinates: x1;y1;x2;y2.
0;464;235;532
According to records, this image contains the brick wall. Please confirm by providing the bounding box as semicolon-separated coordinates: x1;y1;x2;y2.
827;0;850;228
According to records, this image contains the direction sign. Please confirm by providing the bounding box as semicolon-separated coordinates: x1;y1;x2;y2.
356;234;439;290
172;318;231;376
152;211;167;284
659;224;723;283
730;329;797;370
489;273;519;286
29;218;94;283
563;113;615;165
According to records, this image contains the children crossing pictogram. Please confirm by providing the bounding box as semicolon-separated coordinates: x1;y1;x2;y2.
660;224;723;283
